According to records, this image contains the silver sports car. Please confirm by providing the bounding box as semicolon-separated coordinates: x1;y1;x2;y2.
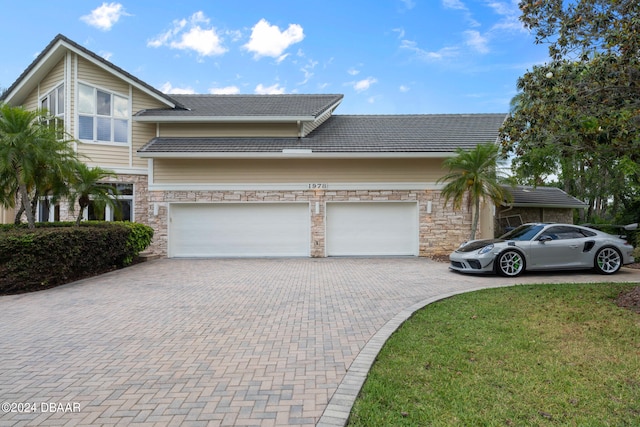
449;223;636;277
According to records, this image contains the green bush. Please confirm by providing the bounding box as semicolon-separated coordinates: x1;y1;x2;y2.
120;222;154;265
0;222;153;295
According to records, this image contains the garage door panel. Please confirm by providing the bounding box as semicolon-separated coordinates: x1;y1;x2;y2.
170;203;310;257
326;202;418;256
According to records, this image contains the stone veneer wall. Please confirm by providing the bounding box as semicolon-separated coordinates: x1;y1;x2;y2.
147;189;474;258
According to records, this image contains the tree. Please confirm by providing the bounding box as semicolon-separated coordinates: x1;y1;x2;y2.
0;103;78;228
517;1;640;162
437;143;511;240
67;163;119;226
500;1;640;222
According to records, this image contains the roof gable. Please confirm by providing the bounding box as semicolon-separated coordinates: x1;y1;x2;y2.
1;34;181;109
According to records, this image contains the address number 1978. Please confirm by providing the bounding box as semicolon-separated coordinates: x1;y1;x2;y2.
308;183;328;189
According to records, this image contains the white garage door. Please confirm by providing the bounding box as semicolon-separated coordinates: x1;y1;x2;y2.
169;203;310;257
326;202;418;256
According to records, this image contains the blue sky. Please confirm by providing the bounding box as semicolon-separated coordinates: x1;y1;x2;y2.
0;0;550;115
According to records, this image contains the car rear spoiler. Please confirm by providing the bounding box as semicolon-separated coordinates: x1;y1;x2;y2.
582;223;638;239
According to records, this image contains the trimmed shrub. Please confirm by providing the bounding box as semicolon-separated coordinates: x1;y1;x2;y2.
120;222;154;265
0;222;153;295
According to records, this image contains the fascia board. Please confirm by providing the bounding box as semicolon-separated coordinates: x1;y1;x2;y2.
132;115;317;123
137;151;457;159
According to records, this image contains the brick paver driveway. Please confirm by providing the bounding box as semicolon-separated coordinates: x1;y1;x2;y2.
1;258;639;426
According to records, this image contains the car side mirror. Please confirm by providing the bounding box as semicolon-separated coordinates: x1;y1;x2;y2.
538;235;553;243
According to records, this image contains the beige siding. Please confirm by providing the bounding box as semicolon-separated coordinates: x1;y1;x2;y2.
159;122;299;137
153;158;446;183
77;58;129;96
21;88;40;111
78;143;130;167
132;88;166;169
40;59;65;95
20;59;66;111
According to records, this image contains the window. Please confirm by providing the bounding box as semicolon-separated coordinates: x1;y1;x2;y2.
37;197;60;222
78;83;129;144
539;226;594;240
40;84;65;135
85;184;133;221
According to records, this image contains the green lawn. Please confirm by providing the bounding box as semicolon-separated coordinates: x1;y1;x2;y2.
348;283;640;426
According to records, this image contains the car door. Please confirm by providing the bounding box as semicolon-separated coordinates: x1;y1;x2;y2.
527;226;590;269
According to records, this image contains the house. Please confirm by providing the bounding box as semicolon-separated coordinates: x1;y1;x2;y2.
1;34;507;258
496;185;588;234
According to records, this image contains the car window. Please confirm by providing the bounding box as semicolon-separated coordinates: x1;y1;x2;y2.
540;226;590;240
500;224;545;241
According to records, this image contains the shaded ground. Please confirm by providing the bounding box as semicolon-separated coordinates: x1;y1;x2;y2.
616;285;640;313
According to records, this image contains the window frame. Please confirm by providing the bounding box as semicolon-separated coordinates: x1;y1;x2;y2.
40;83;65;135
37;197;60;223
83;183;134;222
77;82;130;145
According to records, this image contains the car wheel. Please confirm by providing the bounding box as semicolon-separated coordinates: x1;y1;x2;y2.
496;250;525;277
594;247;622;275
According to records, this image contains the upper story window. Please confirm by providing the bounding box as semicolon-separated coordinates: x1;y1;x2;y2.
40;84;65;134
78;83;129;144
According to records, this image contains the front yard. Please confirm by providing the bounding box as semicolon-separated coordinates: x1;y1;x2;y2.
348;282;640;426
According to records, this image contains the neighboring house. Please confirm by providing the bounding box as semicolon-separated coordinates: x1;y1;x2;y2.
1;34;507;258
496;185;588;235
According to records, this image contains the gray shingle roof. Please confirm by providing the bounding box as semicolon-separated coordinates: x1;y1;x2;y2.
138;113;507;155
502;185;588;208
135;94;344;118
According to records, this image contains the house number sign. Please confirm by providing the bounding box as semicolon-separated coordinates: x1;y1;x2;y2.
308;183;328;189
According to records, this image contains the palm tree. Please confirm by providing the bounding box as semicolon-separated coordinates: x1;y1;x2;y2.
0;104;78;228
437;143;511;240
67;163;119;226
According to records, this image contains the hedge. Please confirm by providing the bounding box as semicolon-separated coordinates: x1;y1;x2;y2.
0;222;153;295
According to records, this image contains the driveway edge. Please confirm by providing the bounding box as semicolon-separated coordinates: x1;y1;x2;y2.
316;285;491;427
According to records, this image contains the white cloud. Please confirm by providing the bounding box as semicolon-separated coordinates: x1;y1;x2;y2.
243;19;304;59
351;77;377;92
392;28;406;39
464;30;490;53
400;39;459;61
347;67;360;76
487;1;527;32
442;0;467;10
80;2;130;31
148;11;227;57
209;86;240;95
100;51;113;61
255;83;286;94
299;60;318;85
160;82;195;94
399;85;410;93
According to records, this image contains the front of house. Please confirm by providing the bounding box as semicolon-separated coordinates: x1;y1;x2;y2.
1;34;506;258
